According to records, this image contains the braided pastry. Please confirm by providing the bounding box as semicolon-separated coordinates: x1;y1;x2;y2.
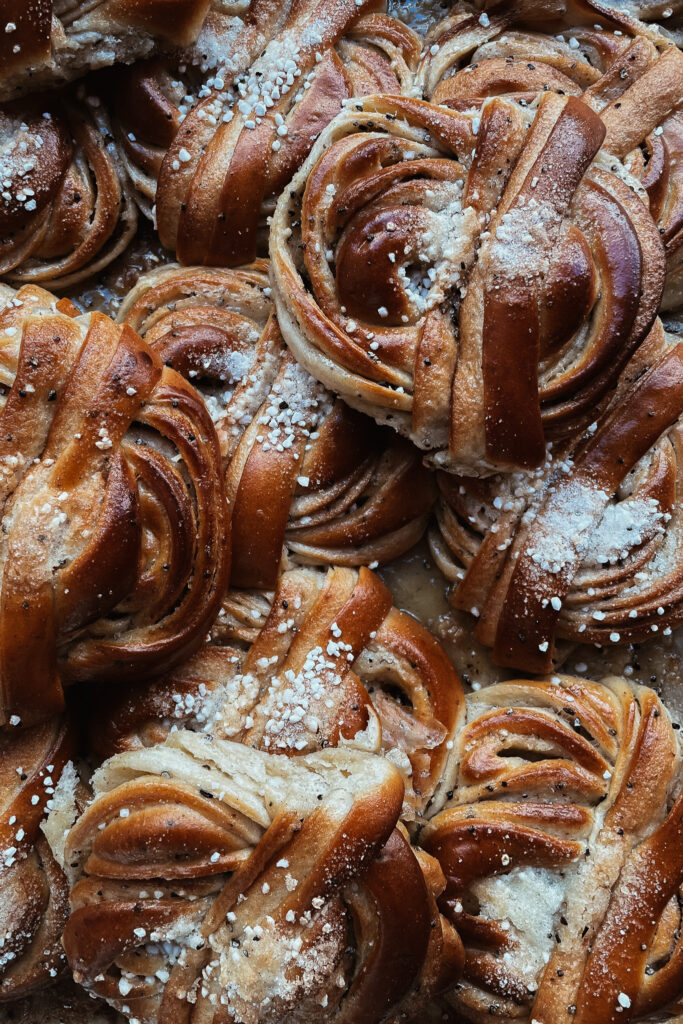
0;283;229;728
430;327;683;673
418;1;683;313
417;0;669;109
118;261;436;586
88;565;465;819
0;716;75;1001
0;0;215;102
270;90;665;474
0;91;137;288
108;1;421;264
419;674;683;1024
61;732;461;1023
101;1;311;222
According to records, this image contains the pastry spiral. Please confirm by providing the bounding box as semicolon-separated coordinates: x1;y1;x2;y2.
88;565;465;819
418;1;683;313
430;328;683;674
270;90;665;474
62;732;461;1023
418;0;669;108
0;0;215;102
0;284;229;727
0;92;137;288
108;1;420;264
0;716;75;1000
118;261;436;586
420;673;683;1024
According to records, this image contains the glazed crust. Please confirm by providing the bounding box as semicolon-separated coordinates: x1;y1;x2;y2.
61;735;454;1024
420;674;682;1024
117;260;437;586
88;565;466;818
0;285;229;727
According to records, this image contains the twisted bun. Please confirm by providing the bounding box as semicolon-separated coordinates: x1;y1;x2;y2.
0;93;136;288
418;0;667;107
108;1;420;265
89;565;465;818
62;733;460;1023
0;0;214;101
0;284;229;727
420;674;682;1024
119;261;436;586
270;91;665;474
430;328;683;673
418;1;683;313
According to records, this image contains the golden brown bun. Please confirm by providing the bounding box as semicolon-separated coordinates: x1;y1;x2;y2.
117;260;437;586
0;0;214;101
88;564;465;819
0;285;229;727
0;92;136;288
270;90;667;475
430;326;683;673
420;674;683;1024
418;1;683;310
62;735;460;1023
106;1;420;262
